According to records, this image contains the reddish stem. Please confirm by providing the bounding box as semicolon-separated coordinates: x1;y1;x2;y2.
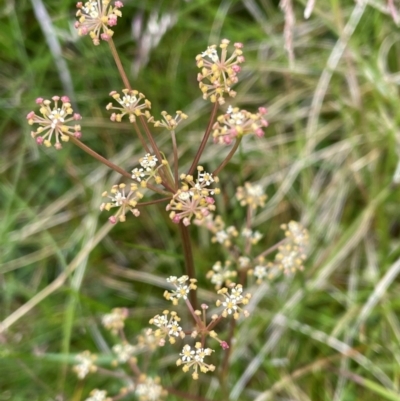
188;102;219;175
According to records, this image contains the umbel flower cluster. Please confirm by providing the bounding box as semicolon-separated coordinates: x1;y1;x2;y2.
197;182;310;288
26;2;312;400
73;273;252;395
26;35;260;227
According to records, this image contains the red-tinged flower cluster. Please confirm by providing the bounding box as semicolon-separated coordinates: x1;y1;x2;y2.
166;167;219;226
26;96;82;150
100;183;143;224
196;39;245;104
75;0;123;45
212;106;268;145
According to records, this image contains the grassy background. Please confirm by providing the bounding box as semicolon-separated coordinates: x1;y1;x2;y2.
1;0;400;400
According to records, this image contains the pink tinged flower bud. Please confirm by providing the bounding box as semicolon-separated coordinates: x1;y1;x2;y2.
80;26;88;35
54;143;63;150
221;341;230;350
223;136;233;145
110;113;116;121
114;1;123;7
237;56;245;63
36;137;44;145
258;107;267;115
172;215;181;224
201;303;209;310
108;15;117;26
229;128;238;137
35;98;43;104
109;216;117;224
73;113;82;120
52;96;60;101
74;21;80;28
232;65;241;73
61;96;70;102
74;132;82;139
234;42;243;48
205;197;215;204
183;217;191;226
255;128;264;138
101;33;111;41
201;209;210;217
26;111;35;120
76;2;83;8
261;119;268;127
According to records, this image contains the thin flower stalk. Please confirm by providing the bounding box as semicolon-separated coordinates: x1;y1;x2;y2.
213;137;242;176
108;38;131;90
70;137;132;179
188;101;219;175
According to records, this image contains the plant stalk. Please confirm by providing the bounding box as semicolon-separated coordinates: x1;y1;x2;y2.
213;137;242;176
179;224;198;311
188;102;219;175
108;39;131;90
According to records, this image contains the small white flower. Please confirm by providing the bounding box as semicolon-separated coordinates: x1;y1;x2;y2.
119;94;138;107
112;343;136;363
73;351;96;379
135;377;165;401
198;171;214;185
201;47;219;62
254;265;267;280
84;389;109;401
132;167;145;181
140;153;158;169
180;344;195;362
215;230;229;244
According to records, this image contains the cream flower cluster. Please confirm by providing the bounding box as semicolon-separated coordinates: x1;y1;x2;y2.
75;0;123;45
100;183;143;224
196;39;245;104
212;106;268;145
106;89;151;123
26;96;82;149
166;167;219;226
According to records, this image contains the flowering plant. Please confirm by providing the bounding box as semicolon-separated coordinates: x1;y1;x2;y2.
25;1;309;399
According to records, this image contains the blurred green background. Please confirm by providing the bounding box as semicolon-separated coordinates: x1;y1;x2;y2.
1;0;400;400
